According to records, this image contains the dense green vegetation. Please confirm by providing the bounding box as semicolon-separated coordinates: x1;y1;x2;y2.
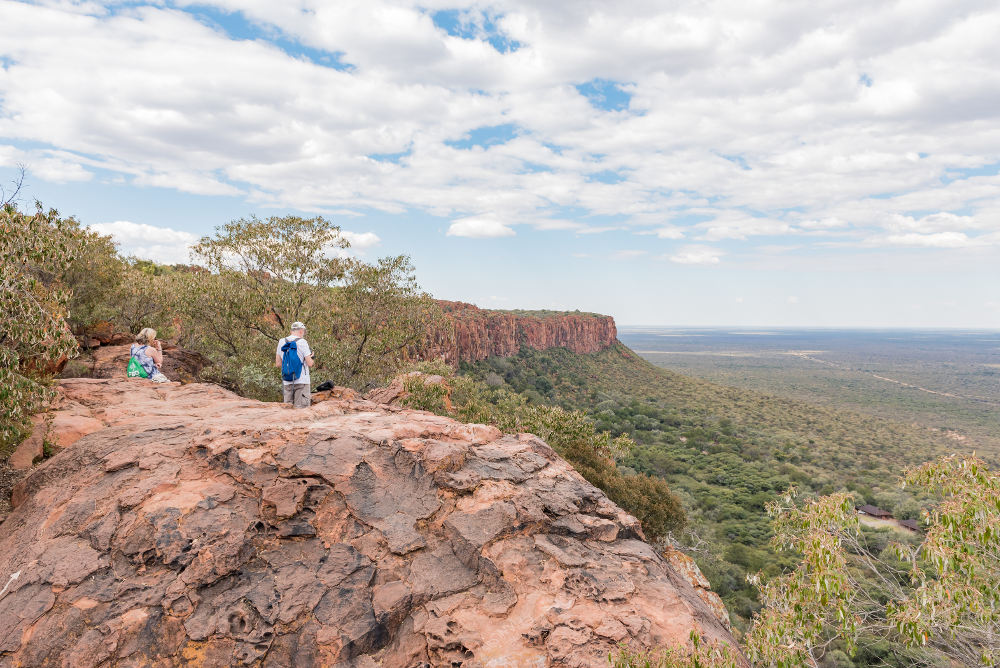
1;204;79;451
496;308;605;318
746;455;1000;668
179;216;444;397
461;344;955;628
609;455;1000;667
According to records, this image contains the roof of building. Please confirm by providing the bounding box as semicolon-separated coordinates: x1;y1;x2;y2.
857;504;893;518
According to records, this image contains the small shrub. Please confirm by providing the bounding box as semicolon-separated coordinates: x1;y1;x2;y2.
610;631;740;668
401;375;451;413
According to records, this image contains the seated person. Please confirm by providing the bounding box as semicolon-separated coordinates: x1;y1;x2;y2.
128;328;169;383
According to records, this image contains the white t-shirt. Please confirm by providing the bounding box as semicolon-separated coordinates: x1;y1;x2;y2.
277;336;312;386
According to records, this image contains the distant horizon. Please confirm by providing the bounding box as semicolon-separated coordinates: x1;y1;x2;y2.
616;325;1000;332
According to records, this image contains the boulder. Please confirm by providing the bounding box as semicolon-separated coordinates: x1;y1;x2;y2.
8;416;46;471
0;378;742;667
310;386;359;404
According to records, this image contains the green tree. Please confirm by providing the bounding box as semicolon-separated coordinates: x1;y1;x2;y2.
180;214;443;397
177;215;345;399
745;454;1000;667
189;214;347;335
60;226;123;333
105;261;177;336
328;255;446;390
0;204;80;452
58;226;177;339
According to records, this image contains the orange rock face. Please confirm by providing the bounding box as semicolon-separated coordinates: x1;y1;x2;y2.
424;301;619;364
0;378;740;666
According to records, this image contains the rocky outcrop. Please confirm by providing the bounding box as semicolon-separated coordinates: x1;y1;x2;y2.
425;302;618;365
0;378;739;667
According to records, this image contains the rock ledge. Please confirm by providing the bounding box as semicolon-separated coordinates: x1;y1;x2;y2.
0;378;737;667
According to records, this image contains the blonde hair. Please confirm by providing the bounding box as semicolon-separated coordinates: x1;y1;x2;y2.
135;328;157;345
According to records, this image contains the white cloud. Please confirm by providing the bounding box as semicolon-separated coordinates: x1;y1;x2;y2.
1;0;1000;259
611;249;647;260
881;232;973;248
798;217;848;230
88;220;196;264
697;215;791;241
446;216;515;238
885;212;981;234
638;226;686;239
339;230;381;250
666;245;723;265
787;295;799;304
0;144;92;184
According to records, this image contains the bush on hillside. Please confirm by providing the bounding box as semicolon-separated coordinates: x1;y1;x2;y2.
0;204;80;453
609;631;740;668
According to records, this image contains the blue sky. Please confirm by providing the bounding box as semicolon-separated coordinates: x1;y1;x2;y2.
2;0;999;327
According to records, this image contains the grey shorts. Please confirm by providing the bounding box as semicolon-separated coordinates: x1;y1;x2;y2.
282;383;311;408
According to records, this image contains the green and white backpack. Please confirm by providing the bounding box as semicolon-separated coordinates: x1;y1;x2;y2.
127;346;151;378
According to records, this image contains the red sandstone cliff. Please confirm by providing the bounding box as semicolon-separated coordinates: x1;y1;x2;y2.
425;301;618;365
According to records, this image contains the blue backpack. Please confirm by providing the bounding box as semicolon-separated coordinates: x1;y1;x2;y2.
281;338;303;382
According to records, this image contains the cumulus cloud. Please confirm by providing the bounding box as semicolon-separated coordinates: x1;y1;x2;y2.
339;230;381;250
637;226;685;239
885;212;981;234
447;216;515;238
88;220;197;264
1;0;999;259
697;215;791;241
666;245;723;265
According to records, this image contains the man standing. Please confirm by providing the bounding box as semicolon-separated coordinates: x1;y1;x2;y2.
275;321;314;408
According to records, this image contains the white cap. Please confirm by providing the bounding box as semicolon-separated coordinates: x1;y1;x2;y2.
291;321;306;331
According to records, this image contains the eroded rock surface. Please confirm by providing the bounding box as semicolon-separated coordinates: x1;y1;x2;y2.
0;378;738;667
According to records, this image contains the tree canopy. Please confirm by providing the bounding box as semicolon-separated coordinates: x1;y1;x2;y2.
0;204;80;452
